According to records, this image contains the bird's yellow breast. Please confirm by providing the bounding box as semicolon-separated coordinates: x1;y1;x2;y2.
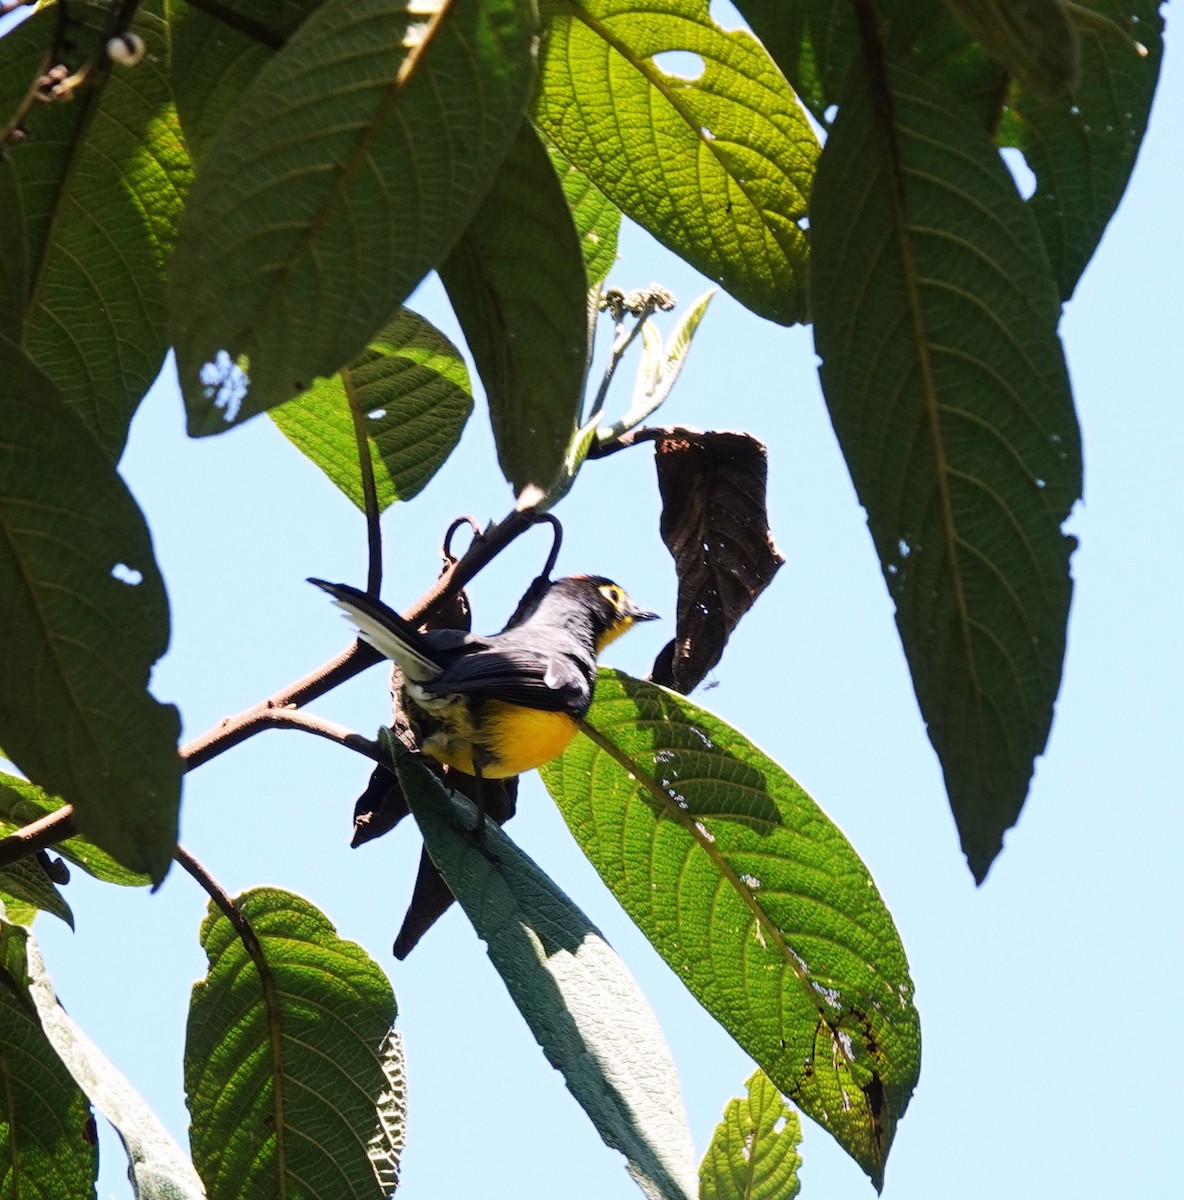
421;699;579;778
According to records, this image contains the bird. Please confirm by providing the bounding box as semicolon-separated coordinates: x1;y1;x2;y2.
308;574;658;788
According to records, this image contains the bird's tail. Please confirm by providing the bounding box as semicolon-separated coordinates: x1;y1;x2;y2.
308;578;447;681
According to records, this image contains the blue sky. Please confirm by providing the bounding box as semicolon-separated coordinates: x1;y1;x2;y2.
20;9;1183;1200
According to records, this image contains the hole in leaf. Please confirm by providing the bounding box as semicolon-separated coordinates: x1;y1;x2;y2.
653;50;705;80
999;147;1036;200
773;1116;788;1134
824;104;838;124
199;350;250;422
367;409;387;420
111;563;143;586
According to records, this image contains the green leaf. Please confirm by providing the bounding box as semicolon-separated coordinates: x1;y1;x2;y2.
700;1071;802;1200
0;857;73;929
170;0;538;434
535;0;818;325
998;0;1164;298
168;0;322;164
547;144;623;287
187;888;399;1200
810;63;1081;882
271;308;473;510
0;923;98;1200
366;1029;407;1197
0;772;151;887
23;932;205;1199
440;120;591;497
398;752;698;1200
1;2;193;458
0;338;181;882
729;0;854;121
540;671;920;1188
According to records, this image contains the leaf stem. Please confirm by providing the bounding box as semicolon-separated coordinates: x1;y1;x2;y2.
174;846;288;1177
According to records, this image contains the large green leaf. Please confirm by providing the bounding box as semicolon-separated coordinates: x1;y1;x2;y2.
0;857;72;930
170;0;538;434
0;338;181;882
998;0;1164;298
0;2;193;459
547;144;622;287
540;671;920;1189
187;888;400;1200
810;63;1080;882
21;932;206;1200
398;752;698;1200
168;0;323;164
699;1071;802;1200
535;0;817;325
271;308;473;510
0;772;150;888
439;121;590;496
0;923;98;1200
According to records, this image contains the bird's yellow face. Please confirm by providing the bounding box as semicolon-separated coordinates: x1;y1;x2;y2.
594;582;656;652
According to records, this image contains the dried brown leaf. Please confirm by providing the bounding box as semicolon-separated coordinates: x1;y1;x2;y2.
649;428;784;694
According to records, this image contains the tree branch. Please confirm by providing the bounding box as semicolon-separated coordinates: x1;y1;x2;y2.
0;806;77;870
175;0;285;50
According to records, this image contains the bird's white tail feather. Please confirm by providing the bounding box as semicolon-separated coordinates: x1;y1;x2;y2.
330;598;441;682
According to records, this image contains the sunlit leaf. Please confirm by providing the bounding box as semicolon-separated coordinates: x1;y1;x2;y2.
271;308;473;510
541;671;920;1188
535;0;818;324
547;144;623;287
700;1070;802;1200
187;888;399;1200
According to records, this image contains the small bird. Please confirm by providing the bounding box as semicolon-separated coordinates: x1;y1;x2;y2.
309;575;658;784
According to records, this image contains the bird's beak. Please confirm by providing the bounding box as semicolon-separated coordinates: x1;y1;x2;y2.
627;602;660;623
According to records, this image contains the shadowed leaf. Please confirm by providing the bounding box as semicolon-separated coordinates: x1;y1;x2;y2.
399;754;698;1200
811;60;1080;882
170;0;538;433
998;0;1163;298
0;338;181;881
700;1070;802;1200
542;671;920;1187
187;888;399;1200
169;0;320;163
271;309;473;510
648;429;783;694
0;923;97;1199
0;2;193;457
440;122;590;496
0;772;151;888
535;0;818;324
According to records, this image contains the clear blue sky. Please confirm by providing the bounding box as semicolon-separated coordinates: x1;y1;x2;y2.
27;12;1183;1200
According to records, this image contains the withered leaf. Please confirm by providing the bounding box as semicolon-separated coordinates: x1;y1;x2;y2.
649;427;784;694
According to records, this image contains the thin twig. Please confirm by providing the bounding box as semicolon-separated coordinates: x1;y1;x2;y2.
348;391;384;595
254;707;383;763
0;806;77;871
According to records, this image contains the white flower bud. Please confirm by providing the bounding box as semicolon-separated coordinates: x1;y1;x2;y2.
107;33;146;66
